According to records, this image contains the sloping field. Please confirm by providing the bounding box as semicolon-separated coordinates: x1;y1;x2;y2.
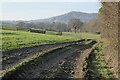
1;30;80;52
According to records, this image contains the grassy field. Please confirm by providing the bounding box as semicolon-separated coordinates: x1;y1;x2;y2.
1;29;100;52
1;30;80;52
46;31;100;39
63;32;100;40
2;26;18;30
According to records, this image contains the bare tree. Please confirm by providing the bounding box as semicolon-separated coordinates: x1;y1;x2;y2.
68;19;83;33
55;22;63;35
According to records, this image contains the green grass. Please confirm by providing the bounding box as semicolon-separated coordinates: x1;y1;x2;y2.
1;26;18;30
1;30;80;52
86;42;114;78
1;29;100;52
63;32;100;40
46;31;58;35
46;31;100;40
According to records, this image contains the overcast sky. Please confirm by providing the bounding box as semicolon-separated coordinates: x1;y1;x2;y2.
0;1;101;20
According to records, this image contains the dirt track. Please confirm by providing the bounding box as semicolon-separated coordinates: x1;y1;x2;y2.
2;40;84;70
2;39;97;79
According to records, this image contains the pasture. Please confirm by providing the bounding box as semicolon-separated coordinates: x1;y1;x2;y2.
1;28;100;52
46;31;100;40
1;30;80;52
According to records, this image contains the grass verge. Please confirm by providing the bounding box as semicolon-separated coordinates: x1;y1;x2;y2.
85;42;114;79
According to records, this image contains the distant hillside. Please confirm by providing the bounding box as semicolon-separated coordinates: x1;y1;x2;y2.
31;11;98;23
1;11;98;26
1;20;29;26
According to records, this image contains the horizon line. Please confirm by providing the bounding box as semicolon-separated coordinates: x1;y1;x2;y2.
1;11;98;21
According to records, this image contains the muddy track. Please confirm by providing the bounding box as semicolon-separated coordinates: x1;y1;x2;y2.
2;39;97;79
2;39;85;71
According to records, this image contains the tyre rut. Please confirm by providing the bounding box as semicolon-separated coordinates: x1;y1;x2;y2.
2;39;97;79
2;40;85;70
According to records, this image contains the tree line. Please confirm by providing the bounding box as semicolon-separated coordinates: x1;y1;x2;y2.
16;19;84;33
2;18;100;34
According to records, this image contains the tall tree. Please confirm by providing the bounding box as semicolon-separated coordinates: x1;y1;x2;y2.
55;22;63;35
68;19;83;33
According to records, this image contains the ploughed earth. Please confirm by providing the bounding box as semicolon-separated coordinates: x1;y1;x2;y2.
2;39;97;79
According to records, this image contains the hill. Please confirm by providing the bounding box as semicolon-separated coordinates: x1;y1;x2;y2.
31;11;98;23
1;11;98;26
